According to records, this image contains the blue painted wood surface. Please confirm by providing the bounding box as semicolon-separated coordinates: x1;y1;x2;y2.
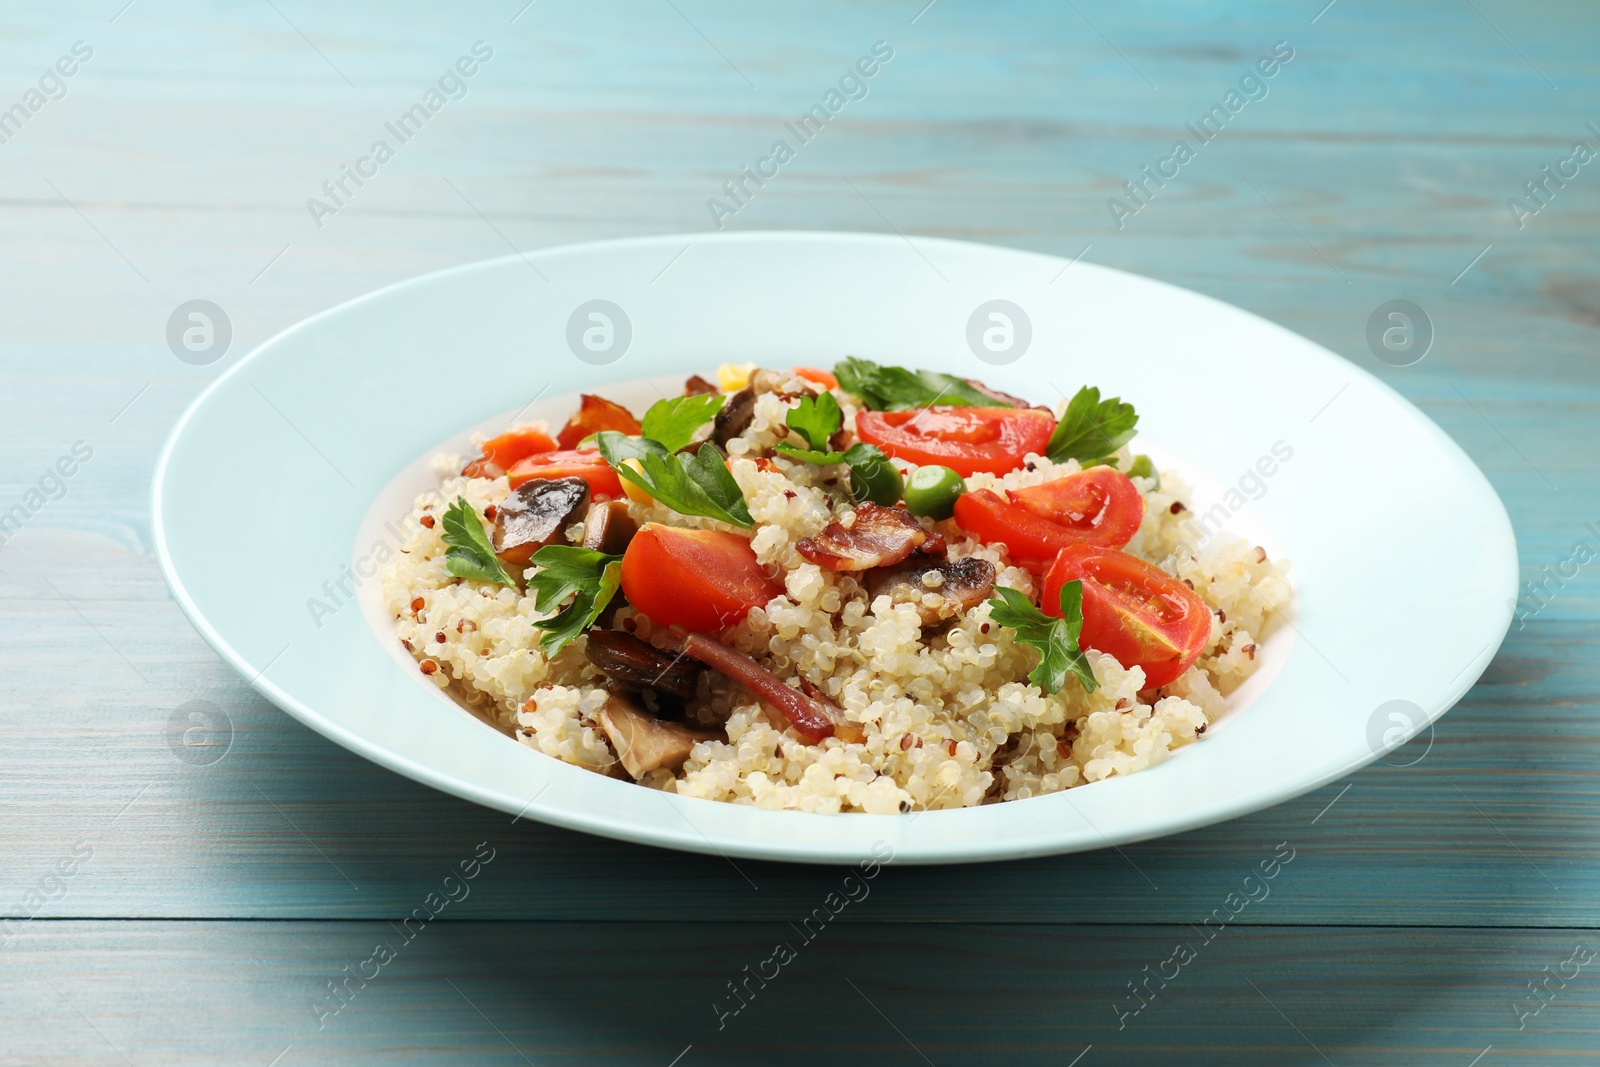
2;0;1599;1062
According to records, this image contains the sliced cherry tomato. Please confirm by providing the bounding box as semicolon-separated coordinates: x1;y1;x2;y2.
461;427;559;478
506;449;623;498
556;394;641;450
855;406;1054;477
793;366;839;390
1007;468;1143;549
952;489;1086;571
1043;544;1212;689
620;524;783;633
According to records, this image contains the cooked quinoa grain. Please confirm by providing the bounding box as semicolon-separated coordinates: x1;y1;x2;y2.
382;378;1293;812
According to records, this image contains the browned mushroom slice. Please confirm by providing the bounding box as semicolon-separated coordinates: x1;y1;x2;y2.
598;690;718;780
493;477;590;568
712;386;756;445
684;374;719;396
681;634;865;744
585;629;702;699
866;557;997;627
796;503;946;572
580;499;638;555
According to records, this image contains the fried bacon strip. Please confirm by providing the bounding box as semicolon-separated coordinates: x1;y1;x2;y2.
797;503;946;572
557;394;641;449
962;377;1050;412
682;634;864;744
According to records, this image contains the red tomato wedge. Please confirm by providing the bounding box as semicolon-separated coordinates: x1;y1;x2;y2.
620;525;783;633
855;406;1054;477
506;450;623;498
1043;544;1212;689
1007;468;1143;549
557;394;641;450
793;366;839;390
952;489;1087;571
461;427;558;478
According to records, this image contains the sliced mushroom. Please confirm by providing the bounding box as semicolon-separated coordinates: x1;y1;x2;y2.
712;386;757;445
866;556;997;627
598;690;718;780
580;499;638;555
492;477;590;567
748;368;791;394
796;503;947;572
684;374;719;397
585;629;702;699
681;634;865;744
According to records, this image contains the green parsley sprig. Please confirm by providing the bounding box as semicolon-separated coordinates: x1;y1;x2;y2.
1045;386;1138;467
986;581;1098;695
525;545;622;656
833;357;1010;412
640;393;726;453
594;432;753;528
772;389;902;505
440;498;516;586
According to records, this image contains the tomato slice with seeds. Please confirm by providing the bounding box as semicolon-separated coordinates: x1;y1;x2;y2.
952;489;1088;572
855;406;1054;477
461;427;559;478
620;524;783;633
556;394;641;450
506;449;623;498
1042;544;1212;689
1007;468;1143;549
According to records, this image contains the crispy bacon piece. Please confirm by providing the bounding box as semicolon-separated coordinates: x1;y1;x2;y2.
796;504;946;572
682;634;864;744
556;394;641;450
866;557;997;627
962;377;1050;412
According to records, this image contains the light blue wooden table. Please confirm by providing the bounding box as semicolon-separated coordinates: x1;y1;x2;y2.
3;1;1598;1063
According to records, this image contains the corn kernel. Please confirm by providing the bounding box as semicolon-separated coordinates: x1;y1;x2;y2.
716;361;757;392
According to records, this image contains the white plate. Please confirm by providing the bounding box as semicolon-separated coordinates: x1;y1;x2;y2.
152;232;1517;865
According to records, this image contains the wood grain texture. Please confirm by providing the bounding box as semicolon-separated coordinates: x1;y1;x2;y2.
4;922;1598;1066
3;0;1599;1060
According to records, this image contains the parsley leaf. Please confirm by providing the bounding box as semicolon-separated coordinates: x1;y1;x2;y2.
986;581;1097;695
525;545;622;656
640;393;726;453
1045;386;1138;466
608;441;753;528
833;357;1010;411
593;430;668;465
785;391;842;450
773;443;846;464
772;438;902;506
441;497;515;586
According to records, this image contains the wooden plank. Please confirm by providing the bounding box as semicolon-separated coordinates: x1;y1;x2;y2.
1;17;1599;1067
0;534;1595;923
2;921;1595;1065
